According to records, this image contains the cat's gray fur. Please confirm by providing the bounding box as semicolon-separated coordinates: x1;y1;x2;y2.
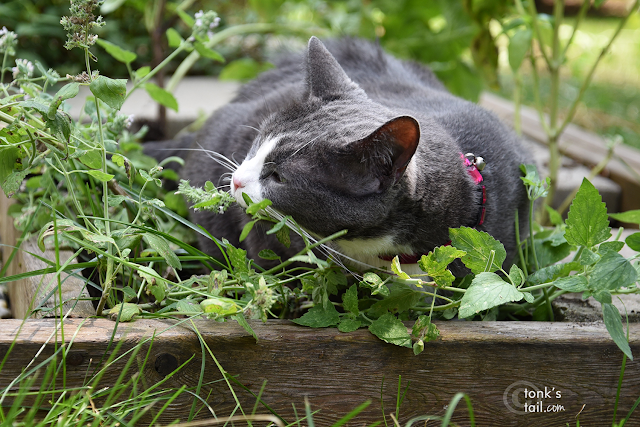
146;37;529;272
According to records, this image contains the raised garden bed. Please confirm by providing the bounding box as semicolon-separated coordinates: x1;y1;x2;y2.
2;318;639;426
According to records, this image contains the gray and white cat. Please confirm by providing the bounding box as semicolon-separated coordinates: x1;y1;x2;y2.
148;37;529;274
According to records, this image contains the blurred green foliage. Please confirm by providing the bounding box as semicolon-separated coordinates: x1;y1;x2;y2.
1;0;493;101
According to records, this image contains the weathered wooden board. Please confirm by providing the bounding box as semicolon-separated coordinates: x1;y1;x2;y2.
479;92;640;215
0;192;95;319
1;318;639;426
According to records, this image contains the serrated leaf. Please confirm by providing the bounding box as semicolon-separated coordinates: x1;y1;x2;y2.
625;233;640;251
450;227;506;273
552;276;589;292
226;242;248;274
368;313;412;348
565;178;611;248
589;251;637;291
527;261;580;285
418;246;465;287
610;210;640;224
342;284;359;316
391;256;411;279
338;319;361;332
508;28;532;71
292;303;340;327
239;220;256;242
142;233;181;270
108;303;141;322
232;313;258;342
194;41;225;62
145;82;178;111
86;170;114;182
599;241;625;254
369;282;422;314
276;225;290;248
96;38;137;63
166;28;184;48
458;272;524;318
602;303;633;360
90;76;127;111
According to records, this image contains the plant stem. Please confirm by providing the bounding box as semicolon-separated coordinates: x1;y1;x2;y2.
166;23;322;93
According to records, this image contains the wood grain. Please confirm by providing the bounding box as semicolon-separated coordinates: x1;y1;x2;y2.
0;192;95;319
1;318;639;426
479;92;640;214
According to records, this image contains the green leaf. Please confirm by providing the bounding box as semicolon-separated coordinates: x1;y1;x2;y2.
368;313;412;348
142;233;181;270
552;276;589;292
145;83;178;112
232;314;258;342
413;340;425;355
135;66;150;79
96;39;137;63
166;28;183;48
599;241;625;254
176;300;203;313
149;283;166;302
200;297;239;315
108;303;141;322
20;100;49;117
411;315;439;343
86;170;114;182
266;216;290;235
449;227;506;273
246;199;272;215
194;41;225;62
226;242;248;274
508;28;532;72
239;220;257;242
418;246;466;287
390;256;411;279
338;319;361;333
579;248;600;266
78;149;102;169
527;262;579;285
176;9;195;27
219;58;274;82
565;178;611;248
46;111;72;145
609;210;640;224
276;225;290;248
342;284;359;316
602;303;633;360
509;264;525;287
625;233;640;251
369;282;422;314
519;164;549;200
107;195;127;207
360;272;390;297
545;205;564;226
258;249;280;260
458;272;524;318
589;251;637;291
48;82;80;119
292;303;340;327
121;286;137;303
522;292;535;303
90;76;127;111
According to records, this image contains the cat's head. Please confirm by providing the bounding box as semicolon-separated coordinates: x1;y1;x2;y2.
230;37;420;240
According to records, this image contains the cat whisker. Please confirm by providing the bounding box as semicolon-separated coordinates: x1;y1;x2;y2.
288;131;327;159
240;124;261;133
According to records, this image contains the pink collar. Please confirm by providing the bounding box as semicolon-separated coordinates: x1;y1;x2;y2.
379;153;486;264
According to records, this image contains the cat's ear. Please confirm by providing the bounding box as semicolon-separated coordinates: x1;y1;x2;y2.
354;116;420;188
306;36;361;99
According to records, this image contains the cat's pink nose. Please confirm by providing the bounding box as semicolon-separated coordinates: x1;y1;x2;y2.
233;176;244;190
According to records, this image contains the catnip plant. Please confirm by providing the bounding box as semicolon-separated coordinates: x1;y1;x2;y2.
0;0;638;364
